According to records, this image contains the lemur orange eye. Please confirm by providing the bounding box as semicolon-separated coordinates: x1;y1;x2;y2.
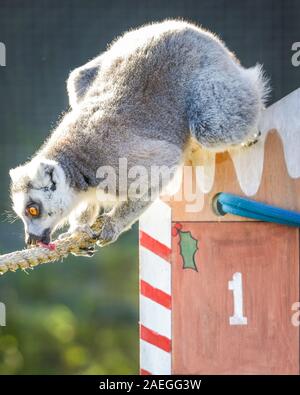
26;205;40;217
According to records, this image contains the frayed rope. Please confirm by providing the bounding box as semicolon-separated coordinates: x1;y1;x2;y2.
0;217;103;276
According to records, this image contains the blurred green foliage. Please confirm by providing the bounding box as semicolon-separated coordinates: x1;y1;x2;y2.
0;0;298;375
0;230;139;374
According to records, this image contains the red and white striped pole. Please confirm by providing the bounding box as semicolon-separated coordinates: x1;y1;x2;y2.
139;200;172;375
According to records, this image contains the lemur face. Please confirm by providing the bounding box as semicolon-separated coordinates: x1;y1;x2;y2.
9;159;75;246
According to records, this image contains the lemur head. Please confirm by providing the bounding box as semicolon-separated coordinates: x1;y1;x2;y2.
9;158;75;246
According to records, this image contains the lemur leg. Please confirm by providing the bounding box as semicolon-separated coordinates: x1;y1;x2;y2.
96;136;184;246
69;202;100;235
59;201;100;256
96;194;156;247
186;73;263;151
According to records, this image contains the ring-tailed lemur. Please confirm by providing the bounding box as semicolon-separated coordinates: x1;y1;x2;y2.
9;20;269;255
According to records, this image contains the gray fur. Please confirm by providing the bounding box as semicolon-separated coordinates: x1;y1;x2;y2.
9;20;269;248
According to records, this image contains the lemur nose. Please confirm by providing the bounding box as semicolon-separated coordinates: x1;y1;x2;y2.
41;228;51;245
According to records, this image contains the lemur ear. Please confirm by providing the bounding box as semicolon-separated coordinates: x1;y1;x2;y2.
9;166;26;183
10;160;62;191
36;161;61;191
67;56;102;108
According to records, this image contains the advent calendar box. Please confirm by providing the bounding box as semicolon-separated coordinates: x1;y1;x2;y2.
139;89;300;375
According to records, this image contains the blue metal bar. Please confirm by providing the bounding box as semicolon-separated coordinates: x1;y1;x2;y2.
213;193;300;227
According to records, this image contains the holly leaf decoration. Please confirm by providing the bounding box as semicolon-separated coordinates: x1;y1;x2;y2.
178;229;199;271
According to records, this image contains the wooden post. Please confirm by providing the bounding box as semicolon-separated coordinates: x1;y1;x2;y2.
139;88;300;375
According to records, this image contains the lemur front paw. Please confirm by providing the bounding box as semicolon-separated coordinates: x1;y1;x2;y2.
58;224;97;240
96;217;121;247
72;245;96;257
58;224;98;257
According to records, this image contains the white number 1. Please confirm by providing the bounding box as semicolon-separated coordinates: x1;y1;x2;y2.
228;272;248;325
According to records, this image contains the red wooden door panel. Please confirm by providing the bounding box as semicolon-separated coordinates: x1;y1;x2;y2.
172;222;299;374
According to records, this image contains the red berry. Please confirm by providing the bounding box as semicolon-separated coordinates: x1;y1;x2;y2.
174;223;183;230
